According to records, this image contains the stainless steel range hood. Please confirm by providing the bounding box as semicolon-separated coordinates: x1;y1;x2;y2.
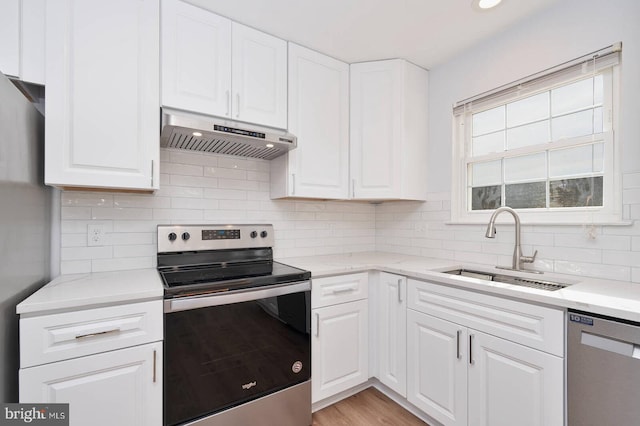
160;108;296;160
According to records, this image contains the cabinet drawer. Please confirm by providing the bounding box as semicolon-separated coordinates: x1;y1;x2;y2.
20;300;163;368
311;273;368;308
408;279;564;356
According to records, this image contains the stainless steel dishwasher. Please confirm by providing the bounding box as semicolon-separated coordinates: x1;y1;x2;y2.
567;310;640;426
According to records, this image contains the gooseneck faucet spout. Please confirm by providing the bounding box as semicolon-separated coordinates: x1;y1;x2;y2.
485;206;538;272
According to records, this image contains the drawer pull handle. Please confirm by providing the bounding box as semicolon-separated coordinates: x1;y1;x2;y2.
75;328;120;340
456;330;461;360
332;287;356;294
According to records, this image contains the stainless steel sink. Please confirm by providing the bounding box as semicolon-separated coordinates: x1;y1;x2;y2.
444;269;568;291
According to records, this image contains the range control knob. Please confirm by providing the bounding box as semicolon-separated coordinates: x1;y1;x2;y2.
260;230;268;238
168;232;177;241
250;231;258;238
182;232;190;241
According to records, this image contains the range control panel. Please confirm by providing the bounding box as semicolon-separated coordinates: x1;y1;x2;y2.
157;224;274;253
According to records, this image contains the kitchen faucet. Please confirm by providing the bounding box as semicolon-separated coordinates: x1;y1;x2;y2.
485;206;539;272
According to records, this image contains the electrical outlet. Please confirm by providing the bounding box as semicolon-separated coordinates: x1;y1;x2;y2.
87;224;106;246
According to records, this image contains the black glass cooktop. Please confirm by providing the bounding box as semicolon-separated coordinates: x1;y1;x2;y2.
160;260;310;298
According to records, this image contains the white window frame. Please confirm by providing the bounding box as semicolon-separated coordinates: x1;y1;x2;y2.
450;47;622;225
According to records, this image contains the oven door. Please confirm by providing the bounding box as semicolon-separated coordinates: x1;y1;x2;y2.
163;281;311;426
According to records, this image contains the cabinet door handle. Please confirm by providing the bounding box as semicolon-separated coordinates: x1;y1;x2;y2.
75;328;120;340
226;90;230;116
397;279;402;303
315;313;320;337
153;349;157;383
292;173;296;195
236;93;240;118
150;160;154;187
469;334;475;365
456;330;462;360
352;179;355;198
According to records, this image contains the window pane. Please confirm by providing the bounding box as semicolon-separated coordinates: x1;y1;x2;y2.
551;109;593;140
594;74;603;105
593;143;604;173
506;92;549;127
471;186;501;210
472;131;504;156
473;106;505;136
594;106;603;133
506;121;550;150
505;182;546;209
552;77;594;116
471;160;502;186
550;176;603;207
504;153;546;183
549;143;604;177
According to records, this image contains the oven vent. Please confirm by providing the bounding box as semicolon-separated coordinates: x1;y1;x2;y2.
160;108;296;160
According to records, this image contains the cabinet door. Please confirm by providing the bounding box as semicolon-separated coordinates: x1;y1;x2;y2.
312;299;368;403
45;0;160;191
20;342;162;426
0;0;20;77
21;0;46;84
407;310;467;426
468;331;564;426
232;22;287;129
161;0;231;117
350;60;402;199
378;272;407;396
284;43;349;199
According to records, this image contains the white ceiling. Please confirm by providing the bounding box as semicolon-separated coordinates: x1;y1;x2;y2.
187;0;560;69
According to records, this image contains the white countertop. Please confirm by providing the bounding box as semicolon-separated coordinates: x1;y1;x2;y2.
18;252;640;323
16;268;164;315
279;251;640;323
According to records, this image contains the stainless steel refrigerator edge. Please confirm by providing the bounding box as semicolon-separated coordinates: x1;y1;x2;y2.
0;72;51;402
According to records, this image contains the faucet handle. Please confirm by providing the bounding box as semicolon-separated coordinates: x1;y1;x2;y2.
521;250;538;264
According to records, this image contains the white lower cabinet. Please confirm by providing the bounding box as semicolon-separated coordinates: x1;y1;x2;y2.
407;279;564;426
19;300;163;426
407;310;467;426
312;298;368;403
20;342;162;426
377;272;407;397
468;331;563;426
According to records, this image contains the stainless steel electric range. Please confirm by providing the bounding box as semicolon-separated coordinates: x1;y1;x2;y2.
157;224;311;426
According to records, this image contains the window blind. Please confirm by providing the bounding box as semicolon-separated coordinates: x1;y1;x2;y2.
453;43;621;116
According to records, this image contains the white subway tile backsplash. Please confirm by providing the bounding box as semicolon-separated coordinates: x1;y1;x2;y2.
58;151;638;287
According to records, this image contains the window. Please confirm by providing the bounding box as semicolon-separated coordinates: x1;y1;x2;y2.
451;45;622;224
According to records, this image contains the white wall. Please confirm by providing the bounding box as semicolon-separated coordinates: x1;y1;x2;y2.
378;0;640;283
59;149;375;274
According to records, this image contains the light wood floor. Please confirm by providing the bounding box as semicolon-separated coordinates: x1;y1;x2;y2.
312;388;429;426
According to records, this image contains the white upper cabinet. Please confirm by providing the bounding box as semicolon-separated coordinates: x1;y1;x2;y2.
0;0;45;84
161;0;231;117
350;59;428;200
271;43;349;199
161;0;287;129
0;0;20;78
232;22;287;129
45;0;160;191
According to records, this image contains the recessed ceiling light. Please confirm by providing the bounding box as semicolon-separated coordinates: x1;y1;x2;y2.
473;0;502;10
192;131;202;137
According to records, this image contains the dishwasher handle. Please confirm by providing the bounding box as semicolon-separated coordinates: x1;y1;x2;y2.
581;331;640;359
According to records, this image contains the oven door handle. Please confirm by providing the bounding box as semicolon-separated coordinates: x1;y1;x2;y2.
164;281;311;313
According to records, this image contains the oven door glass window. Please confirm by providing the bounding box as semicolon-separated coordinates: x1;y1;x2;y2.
164;290;311;426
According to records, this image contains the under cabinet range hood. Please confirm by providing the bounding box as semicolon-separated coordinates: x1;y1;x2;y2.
160;108;296;160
